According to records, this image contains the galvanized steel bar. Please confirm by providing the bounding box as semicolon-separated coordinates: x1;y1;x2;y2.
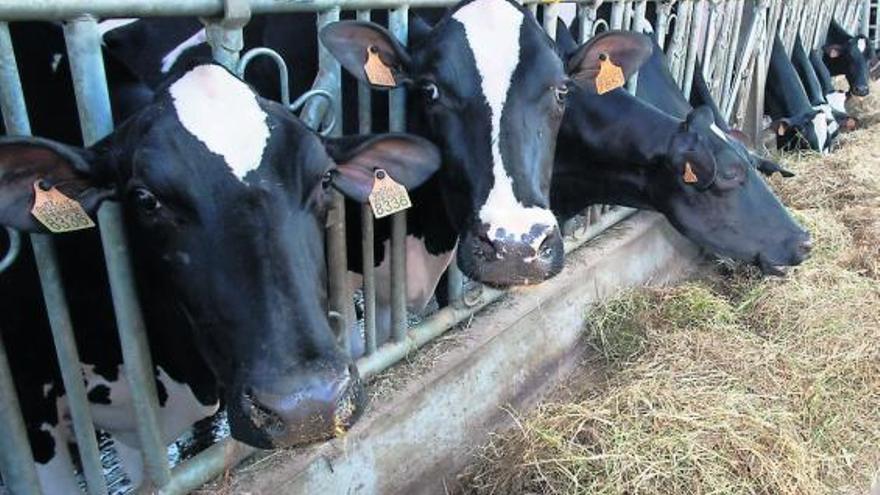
719;0;744;108
356;9;377;356
862;0;871;36
723;0;762;121
388;6;408;343
0;23;44;495
682;0;706;97
157;439;255;495
32;234;109;495
316;8;351;348
237;47;291;106
203;0;250;70
63;15;172;490
655;1;675;50
543;3;560;40
610;0;625;29
0;330;41;495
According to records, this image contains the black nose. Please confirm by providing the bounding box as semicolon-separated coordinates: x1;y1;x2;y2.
462;225;564;287
791;236;813;265
852;85;870;97
230;366;365;449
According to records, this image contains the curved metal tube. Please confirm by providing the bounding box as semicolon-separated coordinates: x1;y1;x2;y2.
290;89;337;136
236;46;291;107
592;18;610;35
0;228;20;275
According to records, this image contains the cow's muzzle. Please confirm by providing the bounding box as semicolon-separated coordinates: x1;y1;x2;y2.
227;364;366;450
458;223;564;287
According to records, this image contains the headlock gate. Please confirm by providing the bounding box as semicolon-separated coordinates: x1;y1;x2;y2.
0;0;875;493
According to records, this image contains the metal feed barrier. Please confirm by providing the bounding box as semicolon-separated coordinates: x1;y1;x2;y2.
0;0;875;494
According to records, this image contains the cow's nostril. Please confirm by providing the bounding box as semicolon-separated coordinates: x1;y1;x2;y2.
537;235;555;261
473;233;498;261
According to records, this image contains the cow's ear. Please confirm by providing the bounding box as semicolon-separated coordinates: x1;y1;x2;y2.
755;157;795;178
567;30;653;93
0;137;114;233
668;131;717;190
555;19;578;58
326;134;440;203
825;44;844;59
319;21;413;90
684;105;715;131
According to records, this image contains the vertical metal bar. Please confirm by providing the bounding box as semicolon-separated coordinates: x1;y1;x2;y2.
543;3;560;39
610;0;625;29
862;0;872;36
0;22;48;495
388;6;408;343
656;1;673;50
63;15;172;490
317;8;351;347
577;1;595;44
682;0;706;97
720;0;744;109
357;8;377;356
0;331;41;495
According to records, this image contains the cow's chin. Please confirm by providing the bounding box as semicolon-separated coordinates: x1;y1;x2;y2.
225;368;366;450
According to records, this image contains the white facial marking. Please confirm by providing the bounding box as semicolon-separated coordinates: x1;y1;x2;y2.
97;18;139;37
709;123;730;142
170;64;270;182
818;104;839;137
454;0;558;250
811;111;829;153
36;422;80;495
827;91;847;114
161;28;207;73
858;38;867;54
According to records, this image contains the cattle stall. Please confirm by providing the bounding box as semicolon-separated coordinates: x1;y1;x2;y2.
0;0;875;494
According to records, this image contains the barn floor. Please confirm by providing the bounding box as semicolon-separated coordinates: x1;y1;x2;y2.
458;85;880;495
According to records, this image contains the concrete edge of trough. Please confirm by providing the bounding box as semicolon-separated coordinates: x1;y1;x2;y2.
223;211;702;495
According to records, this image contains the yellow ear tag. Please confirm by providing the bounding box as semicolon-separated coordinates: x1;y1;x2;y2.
30;181;96;233
683;162;699;184
368;169;412;219
363;46;396;88
596;54;625;95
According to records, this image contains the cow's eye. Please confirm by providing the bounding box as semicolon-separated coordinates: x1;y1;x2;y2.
131;187;160;213
422;82;440;102
321;170;335;190
553;84;569;105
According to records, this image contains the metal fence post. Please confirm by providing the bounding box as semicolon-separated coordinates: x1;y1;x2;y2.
388;6;409;343
63;15;173;491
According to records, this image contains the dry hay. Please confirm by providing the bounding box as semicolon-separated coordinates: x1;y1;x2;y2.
460;83;880;495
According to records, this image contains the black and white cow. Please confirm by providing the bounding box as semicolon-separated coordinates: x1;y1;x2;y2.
0;62;441;493
823;18;872;97
766;34;828;153
552;23;811;275
792;35;841;147
98;1;650;349
810;46;860;131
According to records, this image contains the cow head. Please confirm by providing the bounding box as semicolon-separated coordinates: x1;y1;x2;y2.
321;0;639;286
824;21;872;97
663;106;812;273
555;46;810;276
769;109;826;152
0;64;440;449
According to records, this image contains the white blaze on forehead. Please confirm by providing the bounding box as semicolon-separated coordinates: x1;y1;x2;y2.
858;38;867;54
818;104;839;136
161;28;207;73
827;91;847;114
97;18;139;37
169;64;270;182
453;0;558;248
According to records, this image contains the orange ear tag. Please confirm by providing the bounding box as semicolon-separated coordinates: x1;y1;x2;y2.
683;162;699;184
368;169;412;219
596;54;625;95
30;181;96;233
364;46;396;88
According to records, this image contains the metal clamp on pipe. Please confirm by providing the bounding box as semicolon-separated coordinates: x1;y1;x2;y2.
201;0;252;70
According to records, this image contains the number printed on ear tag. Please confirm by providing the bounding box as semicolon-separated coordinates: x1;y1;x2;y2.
30;181;96;233
364;46;396;87
368;169;412;219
